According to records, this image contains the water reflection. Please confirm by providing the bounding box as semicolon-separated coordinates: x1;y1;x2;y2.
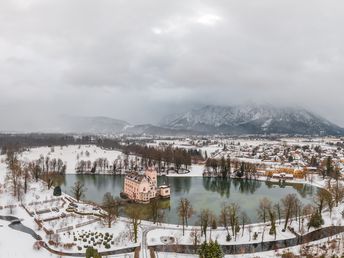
61;175;316;225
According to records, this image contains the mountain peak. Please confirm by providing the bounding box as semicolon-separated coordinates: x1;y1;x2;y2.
160;104;344;135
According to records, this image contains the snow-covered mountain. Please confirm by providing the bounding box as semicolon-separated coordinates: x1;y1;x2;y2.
160;104;344;135
15;105;343;136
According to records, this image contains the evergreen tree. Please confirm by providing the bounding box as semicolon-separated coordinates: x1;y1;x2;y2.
53;186;62;196
198;240;223;258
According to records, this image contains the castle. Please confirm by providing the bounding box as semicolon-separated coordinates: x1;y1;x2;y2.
122;167;170;203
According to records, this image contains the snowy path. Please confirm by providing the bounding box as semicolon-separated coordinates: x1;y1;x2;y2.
150;225;344;255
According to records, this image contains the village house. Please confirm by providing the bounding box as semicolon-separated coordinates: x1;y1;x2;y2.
122;167;170;203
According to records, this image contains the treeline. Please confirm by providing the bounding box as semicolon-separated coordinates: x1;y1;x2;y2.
76;145;203;174
0;133;203;173
205;157;258;178
122;144;197;171
0;134;94;153
0;133;125;154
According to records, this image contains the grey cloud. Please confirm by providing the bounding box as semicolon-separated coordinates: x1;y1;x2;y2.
0;0;344;130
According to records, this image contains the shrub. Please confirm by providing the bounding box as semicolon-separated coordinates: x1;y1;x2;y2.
63;243;75;250
86;246;102;258
53;186;62;196
307;212;324;230
33;241;42;250
281;252;297;258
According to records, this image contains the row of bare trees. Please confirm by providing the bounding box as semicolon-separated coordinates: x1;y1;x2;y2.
123;145;194;172
76;158;110;173
177;186;344;243
4;149;70;202
4;151;64;201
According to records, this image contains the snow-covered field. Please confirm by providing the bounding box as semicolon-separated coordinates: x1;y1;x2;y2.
18;145;207;177
19;145;123;173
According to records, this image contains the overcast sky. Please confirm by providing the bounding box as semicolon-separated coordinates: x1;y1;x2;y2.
1;0;344;130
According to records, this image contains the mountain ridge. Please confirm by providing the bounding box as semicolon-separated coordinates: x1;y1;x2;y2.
160;104;344;136
6;105;342;136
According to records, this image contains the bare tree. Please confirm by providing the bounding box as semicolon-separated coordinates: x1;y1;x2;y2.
126;206;142;243
323;189;334;217
273;202;282;224
330;184;344;207
281;194;298;230
71;181;85;202
41;172;58;190
5;150;22;197
30;162;42;182
268;208;276;239
102;192;118;228
177;198;194;236
219;205;230;236
257;197;272;224
189;227;201;248
241;211;250;237
149;198;165;225
199;209;211;241
228;203;240;241
23;165;31;194
314;188;331;214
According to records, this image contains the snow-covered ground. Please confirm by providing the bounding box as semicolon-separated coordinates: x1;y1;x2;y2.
19;145;123;173
2;141;344;257
147;225;295;246
0;220;53;258
0;154;139;257
19;145;207;177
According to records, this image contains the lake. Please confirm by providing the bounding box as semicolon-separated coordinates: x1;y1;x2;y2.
61;175;316;225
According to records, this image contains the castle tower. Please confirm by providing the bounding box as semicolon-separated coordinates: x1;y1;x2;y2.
145;167;157;186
